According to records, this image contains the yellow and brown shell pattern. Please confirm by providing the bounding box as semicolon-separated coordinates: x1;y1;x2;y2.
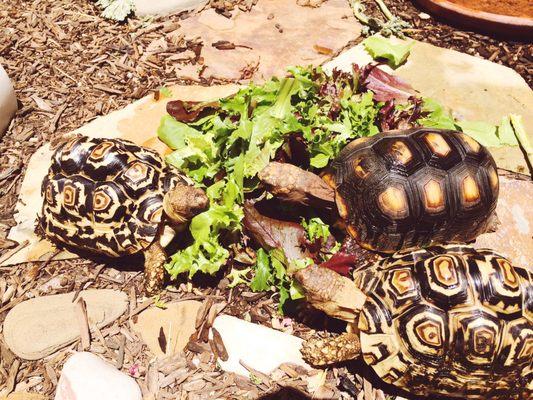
326;128;499;253
354;245;532;399
41;136;184;257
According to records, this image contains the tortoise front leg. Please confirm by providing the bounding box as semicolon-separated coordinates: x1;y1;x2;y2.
301;332;361;366
144;240;167;295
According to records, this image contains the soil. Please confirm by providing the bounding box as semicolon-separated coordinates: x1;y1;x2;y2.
0;0;531;399
447;0;533;19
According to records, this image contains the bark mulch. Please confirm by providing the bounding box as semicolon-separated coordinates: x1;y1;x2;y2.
0;0;530;399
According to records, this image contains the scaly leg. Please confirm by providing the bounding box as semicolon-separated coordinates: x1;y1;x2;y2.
301;332;361;366
144;240;166;295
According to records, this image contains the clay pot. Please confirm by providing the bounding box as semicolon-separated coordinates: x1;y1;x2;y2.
0;64;17;135
416;0;533;39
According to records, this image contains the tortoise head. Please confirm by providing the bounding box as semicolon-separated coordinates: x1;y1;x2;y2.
294;264;367;323
163;183;209;225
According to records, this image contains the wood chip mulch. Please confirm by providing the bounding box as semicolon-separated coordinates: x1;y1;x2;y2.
0;0;530;399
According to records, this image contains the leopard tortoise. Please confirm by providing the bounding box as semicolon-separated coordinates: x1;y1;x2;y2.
259;127;499;253
40;136;208;294
295;244;532;399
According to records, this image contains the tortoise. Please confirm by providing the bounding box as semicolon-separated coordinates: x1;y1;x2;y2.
40;136;208;294
295;244;532;399
259;127;499;253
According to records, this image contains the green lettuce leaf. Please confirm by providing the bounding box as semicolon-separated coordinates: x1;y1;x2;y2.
363;36;413;68
456;120;501;148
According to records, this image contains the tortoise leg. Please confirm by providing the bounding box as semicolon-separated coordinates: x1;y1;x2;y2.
301;332;361;366
144;240;167;295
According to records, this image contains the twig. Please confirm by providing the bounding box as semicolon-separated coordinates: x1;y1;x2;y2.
5;359;20;395
375;0;394;21
0;240;29;265
116;334;126;369
75;297;91;350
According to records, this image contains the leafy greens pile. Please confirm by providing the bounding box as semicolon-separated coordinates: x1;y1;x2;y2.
158;65;391;280
157;38;526;311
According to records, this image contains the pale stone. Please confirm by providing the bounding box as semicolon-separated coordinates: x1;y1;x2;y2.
197;8;236;31
4;290;128;360
395;41;533;175
0;64;17;135
0;394;47;400
55;352;142;400
210;315;311;377
177;0;361;81
325;39;533;174
134;0;207;17
474;176;533;270
131;301;202;358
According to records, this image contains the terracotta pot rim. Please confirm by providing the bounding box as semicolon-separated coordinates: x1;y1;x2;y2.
416;0;533;35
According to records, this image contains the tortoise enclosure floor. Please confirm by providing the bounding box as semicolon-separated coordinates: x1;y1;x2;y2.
0;0;531;399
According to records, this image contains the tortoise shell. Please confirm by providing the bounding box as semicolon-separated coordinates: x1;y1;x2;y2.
326;128;499;253
354;245;532;399
41;136;184;257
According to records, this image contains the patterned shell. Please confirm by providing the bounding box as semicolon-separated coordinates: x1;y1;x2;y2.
326;128;499;253
354;245;532;399
41;136;184;257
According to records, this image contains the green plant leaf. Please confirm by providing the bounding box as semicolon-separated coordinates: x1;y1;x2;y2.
456;120;501;148
250;249;273;292
363;35;413;68
96;0;135;21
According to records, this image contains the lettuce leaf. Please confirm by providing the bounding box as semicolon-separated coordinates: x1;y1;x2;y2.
363;36;413;68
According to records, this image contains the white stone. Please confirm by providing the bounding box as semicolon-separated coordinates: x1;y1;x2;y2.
134;0;207;17
0;64;17;135
210;314;311;377
55;352;142;400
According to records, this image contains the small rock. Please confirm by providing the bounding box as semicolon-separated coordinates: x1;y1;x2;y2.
0;393;47;400
134;0;207;17
4;290;128;360
55;352;142;400
210;315;311;377
131;300;202;358
0;64;17;135
418;12;431;20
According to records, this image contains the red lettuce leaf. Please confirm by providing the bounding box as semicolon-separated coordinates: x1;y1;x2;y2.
243;201;310;261
355;63;415;103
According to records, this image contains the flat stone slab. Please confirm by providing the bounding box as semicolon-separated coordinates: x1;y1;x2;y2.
474;176;532;270
4;290;128;360
131;300;202;358
325;40;533;175
175;0;361;82
134;0;207;17
210;315;311;377
0;394;47;400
